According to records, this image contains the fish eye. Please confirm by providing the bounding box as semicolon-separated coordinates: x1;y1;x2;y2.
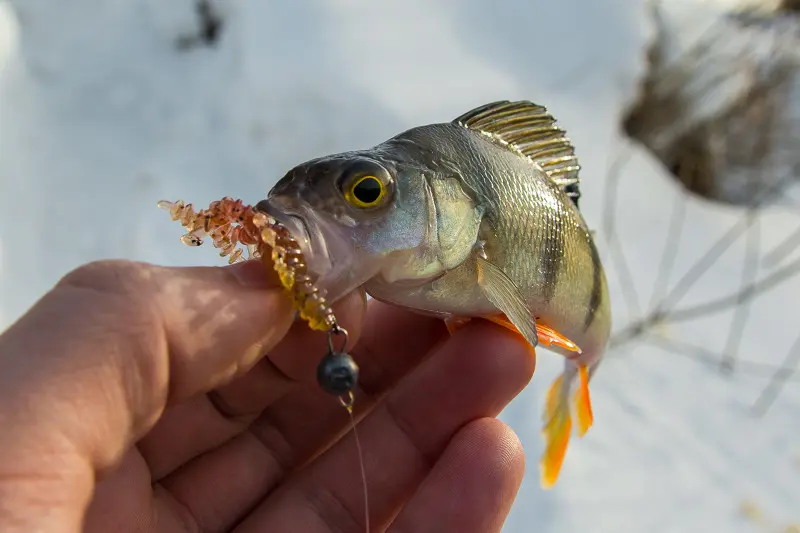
344;175;387;208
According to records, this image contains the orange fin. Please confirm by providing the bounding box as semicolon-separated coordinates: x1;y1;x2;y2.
574;364;594;437
482;314;581;354
480;314;537;358
536;323;582;354
540;373;571;489
482;313;520;336
540;363;596;488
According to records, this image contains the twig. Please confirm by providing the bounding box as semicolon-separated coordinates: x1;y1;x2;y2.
610;171;799;349
645;334;800;382
666;237;800;324
648;187;688;311
651;211;759;315
751;332;800;416
720;211;760;372
601;146;643;320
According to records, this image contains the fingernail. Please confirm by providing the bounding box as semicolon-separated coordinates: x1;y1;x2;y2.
226;260;277;289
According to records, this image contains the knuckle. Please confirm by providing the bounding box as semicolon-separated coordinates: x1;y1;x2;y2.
58;260;155;298
56;260;164;342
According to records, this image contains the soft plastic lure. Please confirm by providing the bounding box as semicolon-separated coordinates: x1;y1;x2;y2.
158;197;356;395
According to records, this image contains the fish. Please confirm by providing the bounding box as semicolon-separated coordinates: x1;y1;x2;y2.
256;100;612;488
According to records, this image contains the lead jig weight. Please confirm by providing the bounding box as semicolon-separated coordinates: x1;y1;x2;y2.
317;325;359;396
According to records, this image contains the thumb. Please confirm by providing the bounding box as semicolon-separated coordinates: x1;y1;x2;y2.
0;259;296;475
0;258;300;533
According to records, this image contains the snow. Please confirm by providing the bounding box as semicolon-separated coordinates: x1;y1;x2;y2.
0;1;798;532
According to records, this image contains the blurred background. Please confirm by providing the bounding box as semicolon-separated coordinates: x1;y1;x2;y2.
0;0;798;531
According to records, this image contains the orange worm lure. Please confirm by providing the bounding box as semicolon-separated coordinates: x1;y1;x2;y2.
158;196;358;401
157;197;337;332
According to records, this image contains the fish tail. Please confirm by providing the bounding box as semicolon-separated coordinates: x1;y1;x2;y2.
574;363;594;437
540;359;595;488
540;364;574;489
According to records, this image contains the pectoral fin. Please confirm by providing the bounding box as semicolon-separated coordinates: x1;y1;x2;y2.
476;255;539;348
534;323;582;354
479;313;580;355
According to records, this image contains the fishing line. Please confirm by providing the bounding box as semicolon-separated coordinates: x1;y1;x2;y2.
317;326;370;532
340;392;370;533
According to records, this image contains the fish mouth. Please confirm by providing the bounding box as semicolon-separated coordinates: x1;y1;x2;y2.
254;196;359;303
254;197;326;270
255;199;314;255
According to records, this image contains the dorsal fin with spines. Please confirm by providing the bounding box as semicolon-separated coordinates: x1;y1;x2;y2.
453;100;582;207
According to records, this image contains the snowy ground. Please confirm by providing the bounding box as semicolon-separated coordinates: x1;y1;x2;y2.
1;1;798;532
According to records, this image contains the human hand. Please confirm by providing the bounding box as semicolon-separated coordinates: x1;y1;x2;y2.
0;258;535;533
